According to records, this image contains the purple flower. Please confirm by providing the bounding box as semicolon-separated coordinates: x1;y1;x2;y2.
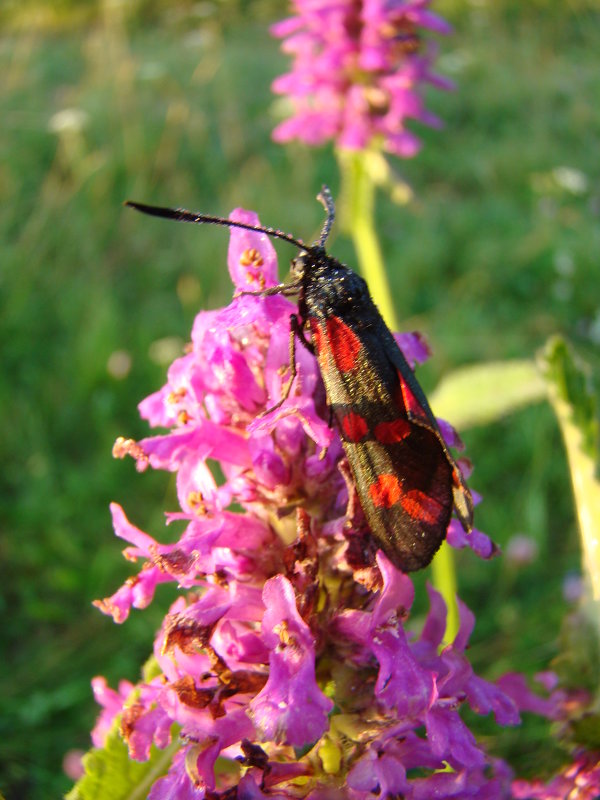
90;206;563;798
271;0;453;156
250;575;333;746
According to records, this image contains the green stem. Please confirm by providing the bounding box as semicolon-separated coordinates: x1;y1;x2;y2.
340;149;399;330
338;148;459;644
432;541;459;642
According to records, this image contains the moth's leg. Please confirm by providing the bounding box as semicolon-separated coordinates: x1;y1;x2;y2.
235;282;300;299
258;315;301;416
291;313;315;355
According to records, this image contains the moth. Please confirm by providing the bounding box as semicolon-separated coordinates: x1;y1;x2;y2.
126;187;473;571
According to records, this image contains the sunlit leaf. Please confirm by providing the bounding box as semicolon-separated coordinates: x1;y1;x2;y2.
66;722;178;800
539;337;600;607
431;359;546;430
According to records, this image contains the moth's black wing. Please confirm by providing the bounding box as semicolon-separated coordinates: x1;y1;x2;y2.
305;265;472;571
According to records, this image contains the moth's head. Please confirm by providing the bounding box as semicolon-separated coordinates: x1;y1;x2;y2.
290;245;327;283
290;250;309;282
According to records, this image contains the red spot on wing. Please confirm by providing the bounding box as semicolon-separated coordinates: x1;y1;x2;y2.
369;474;445;526
397;370;428;422
373;418;411;444
341;411;369;442
326;316;361;373
400;489;442;527
369;474;402;509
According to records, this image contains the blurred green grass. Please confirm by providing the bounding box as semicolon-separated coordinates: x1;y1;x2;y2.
1;1;599;797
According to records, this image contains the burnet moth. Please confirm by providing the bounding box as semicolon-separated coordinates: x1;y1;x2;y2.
126;187;473;572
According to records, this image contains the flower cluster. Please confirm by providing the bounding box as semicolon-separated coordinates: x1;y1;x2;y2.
93;209;557;798
271;0;453;157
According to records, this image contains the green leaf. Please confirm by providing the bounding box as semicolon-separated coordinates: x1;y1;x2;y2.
430;359;546;430
539;336;600;620
540;337;599;465
65;722;179;800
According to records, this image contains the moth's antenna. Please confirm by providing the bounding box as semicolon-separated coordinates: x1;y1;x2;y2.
316;185;335;248
124;201;307;251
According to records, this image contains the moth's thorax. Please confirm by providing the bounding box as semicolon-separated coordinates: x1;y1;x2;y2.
293;248;370;320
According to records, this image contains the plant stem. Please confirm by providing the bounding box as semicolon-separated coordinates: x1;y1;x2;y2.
339;149;399;330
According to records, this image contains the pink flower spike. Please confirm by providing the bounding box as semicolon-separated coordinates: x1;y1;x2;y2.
92;198;570;797
271;0;453;156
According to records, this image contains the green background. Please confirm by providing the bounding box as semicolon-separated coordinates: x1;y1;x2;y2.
1;1;599;796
